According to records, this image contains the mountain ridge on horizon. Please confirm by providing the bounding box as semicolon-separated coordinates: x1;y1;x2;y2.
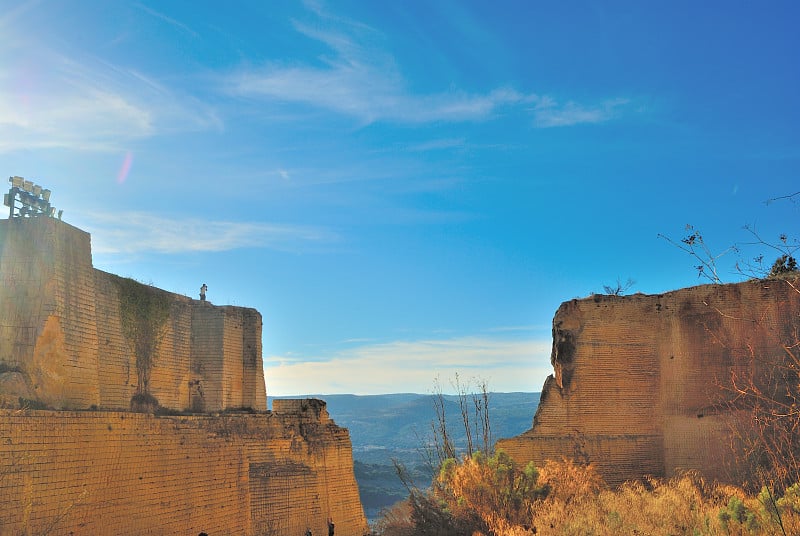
270;391;538;402
271;391;541;520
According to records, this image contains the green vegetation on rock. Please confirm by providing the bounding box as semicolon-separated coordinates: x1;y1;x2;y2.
113;276;171;403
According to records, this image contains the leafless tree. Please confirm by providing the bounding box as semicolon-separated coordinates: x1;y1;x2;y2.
602;277;636;296
431;377;456;465
659;224;738;283
704;281;800;492
429;375;493;466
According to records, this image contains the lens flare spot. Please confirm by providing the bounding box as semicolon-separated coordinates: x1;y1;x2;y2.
117;151;133;184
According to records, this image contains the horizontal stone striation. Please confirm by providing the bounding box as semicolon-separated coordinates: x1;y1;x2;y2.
498;279;800;485
0;407;368;535
0;217;366;534
0;218;99;408
0;217;266;412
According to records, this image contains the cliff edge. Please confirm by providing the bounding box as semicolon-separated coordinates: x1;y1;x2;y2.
497;278;800;486
0;216;266;412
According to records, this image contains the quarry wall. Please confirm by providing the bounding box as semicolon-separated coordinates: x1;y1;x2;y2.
0;216;99;408
0;216;368;534
0;216;266;412
498;278;800;486
0;403;367;536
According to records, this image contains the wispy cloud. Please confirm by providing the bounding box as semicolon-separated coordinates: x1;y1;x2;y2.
133;3;199;38
485;325;551;333
532;97;630;128
231;65;527;125
264;336;552;395
404;138;467;152
0;30;220;153
0;0;41;30
226;6;627;128
76;211;337;255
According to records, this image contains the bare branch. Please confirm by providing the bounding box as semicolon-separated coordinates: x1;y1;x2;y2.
765;191;800;205
659;225;737;283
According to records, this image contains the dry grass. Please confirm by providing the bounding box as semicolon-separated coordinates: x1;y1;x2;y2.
376;455;800;536
505;463;800;536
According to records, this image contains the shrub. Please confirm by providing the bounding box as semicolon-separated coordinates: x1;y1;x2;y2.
375;454;800;536
718;495;758;533
768;254;798;277
437;450;548;528
130;392;159;413
777;482;800;514
18;397;48;410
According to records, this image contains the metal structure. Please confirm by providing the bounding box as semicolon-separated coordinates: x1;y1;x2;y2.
3;176;61;219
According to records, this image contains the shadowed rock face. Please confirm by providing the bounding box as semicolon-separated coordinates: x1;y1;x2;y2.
497;278;800;486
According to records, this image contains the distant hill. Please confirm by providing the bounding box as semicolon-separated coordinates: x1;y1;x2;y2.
272;392;539;462
272;392;540;522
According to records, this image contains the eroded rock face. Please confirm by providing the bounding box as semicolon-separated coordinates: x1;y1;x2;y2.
29;314;69;407
497;278;800;486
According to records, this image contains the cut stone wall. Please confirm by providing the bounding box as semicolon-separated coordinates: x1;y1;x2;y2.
0;217;266;412
0;217;99;408
497;278;800;485
0;216;367;533
0;405;368;536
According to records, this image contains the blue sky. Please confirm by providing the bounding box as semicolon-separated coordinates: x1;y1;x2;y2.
2;1;798;395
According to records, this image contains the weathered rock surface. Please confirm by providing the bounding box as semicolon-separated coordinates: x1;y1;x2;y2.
0;217;267;412
497;279;800;486
0;402;366;535
0;371;32;404
0;217;368;535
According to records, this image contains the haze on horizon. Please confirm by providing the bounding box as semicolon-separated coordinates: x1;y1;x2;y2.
1;1;798;396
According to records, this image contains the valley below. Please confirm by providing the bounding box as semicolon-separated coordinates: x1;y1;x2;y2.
275;392;540;522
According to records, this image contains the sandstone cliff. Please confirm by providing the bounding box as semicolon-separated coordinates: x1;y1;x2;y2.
497;278;800;486
0;216;266;412
0;401;366;535
0;217;368;535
